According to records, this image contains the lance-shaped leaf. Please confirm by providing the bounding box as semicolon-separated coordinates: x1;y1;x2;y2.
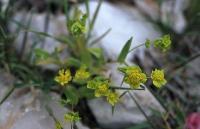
117;37;133;63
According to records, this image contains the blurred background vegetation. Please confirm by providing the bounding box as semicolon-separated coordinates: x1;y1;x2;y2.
0;0;200;129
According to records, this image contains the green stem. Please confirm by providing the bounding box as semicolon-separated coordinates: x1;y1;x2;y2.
0;86;15;105
110;85;145;90
0;25;7;39
124;61;129;66
86;0;103;41
129;43;145;53
128;92;157;129
171;52;200;75
120;76;125;87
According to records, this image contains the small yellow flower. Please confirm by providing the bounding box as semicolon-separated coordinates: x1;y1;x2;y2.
145;39;151;48
74;68;90;81
64;112;80;122
95;82;109;97
124;66;147;89
55;69;72;86
154;35;171;52
151;69;167;88
107;91;119;106
87;80;99;89
70;21;86;36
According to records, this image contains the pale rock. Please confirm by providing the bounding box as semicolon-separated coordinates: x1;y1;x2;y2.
0;76;89;129
161;0;188;33
186;58;200;97
134;0;160;20
135;0;188;33
0;0;9;12
10;12;67;54
9;12;68;70
0;71;15;100
11;111;54;129
79;1;161;62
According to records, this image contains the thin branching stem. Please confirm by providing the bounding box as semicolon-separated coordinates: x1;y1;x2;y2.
172;52;200;72
110;85;145;90
0;86;15;106
129;43;145;53
128;92;157;129
86;0;103;41
19;10;34;60
0;25;7;39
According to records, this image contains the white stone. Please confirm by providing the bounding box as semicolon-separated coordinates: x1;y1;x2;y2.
0;77;89;129
161;0;188;33
9;12;69;70
135;0;188;33
79;1;161;62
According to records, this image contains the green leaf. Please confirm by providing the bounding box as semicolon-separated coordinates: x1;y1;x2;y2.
12;20;72;45
64;86;79;105
117;37;133;63
89;0;103;32
87;0;103;40
126;122;150;129
90;28;111;46
88;48;102;58
78;87;94;99
80;48;92;67
35;57;59;65
34;48;50;60
149;108;162;118
66;57;81;68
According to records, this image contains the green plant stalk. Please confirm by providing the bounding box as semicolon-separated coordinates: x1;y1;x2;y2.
170;52;200;75
89;28;111;46
0;86;15;105
128;91;157;129
0;25;7;39
41;3;50;49
128;43;145;53
110;85;145;90
86;0;103;41
19;10;33;60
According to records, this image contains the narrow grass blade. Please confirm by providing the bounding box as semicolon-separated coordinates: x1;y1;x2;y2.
90;28;111;46
0;86;15;106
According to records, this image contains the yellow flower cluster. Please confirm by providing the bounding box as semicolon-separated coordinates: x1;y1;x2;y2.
87;79;119;106
55;69;72;86
87;80;110;97
55;121;63;129
64;112;80;122
154;34;171;52
55;67;90;86
107;91;119;106
69;14;87;36
119;66;167;89
95;83;109;97
151;69;167;88
124;66;147;89
74;68;90;81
